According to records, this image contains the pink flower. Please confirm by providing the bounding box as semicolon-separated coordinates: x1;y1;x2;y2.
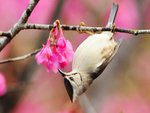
35;39;59;73
35;20;74;73
0;73;7;96
57;30;74;68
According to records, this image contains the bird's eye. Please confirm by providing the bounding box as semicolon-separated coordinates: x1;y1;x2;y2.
69;77;74;81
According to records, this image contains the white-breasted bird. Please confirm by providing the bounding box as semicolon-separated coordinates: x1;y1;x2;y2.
59;3;120;102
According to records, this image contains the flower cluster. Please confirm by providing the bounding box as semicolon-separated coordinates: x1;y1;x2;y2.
35;20;74;73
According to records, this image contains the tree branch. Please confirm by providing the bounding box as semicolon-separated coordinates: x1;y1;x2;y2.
22;23;150;35
0;23;150;64
0;49;40;64
17;0;40;24
0;0;40;51
1;24;150;38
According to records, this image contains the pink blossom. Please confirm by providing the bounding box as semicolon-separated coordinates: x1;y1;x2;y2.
35;20;74;73
57;30;74;68
35;39;59;73
0;73;7;96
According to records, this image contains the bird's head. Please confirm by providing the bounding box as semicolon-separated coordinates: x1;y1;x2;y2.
58;69;90;102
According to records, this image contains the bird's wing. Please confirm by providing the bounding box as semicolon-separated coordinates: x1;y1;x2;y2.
90;40;122;79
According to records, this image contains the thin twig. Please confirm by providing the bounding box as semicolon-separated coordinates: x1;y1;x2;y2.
23;23;150;35
0;49;40;64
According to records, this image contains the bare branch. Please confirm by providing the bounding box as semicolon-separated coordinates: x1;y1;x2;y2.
2;23;150;36
0;0;40;52
18;0;40;24
115;28;150;35
24;23;150;36
0;49;40;64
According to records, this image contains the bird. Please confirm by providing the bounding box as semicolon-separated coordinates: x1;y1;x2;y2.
59;3;120;102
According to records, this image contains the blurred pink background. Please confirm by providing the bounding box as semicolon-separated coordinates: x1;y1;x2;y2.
0;0;150;113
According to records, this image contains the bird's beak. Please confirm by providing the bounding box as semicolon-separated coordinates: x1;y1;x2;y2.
58;69;67;77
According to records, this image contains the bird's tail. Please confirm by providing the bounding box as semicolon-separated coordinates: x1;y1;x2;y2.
106;3;118;28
